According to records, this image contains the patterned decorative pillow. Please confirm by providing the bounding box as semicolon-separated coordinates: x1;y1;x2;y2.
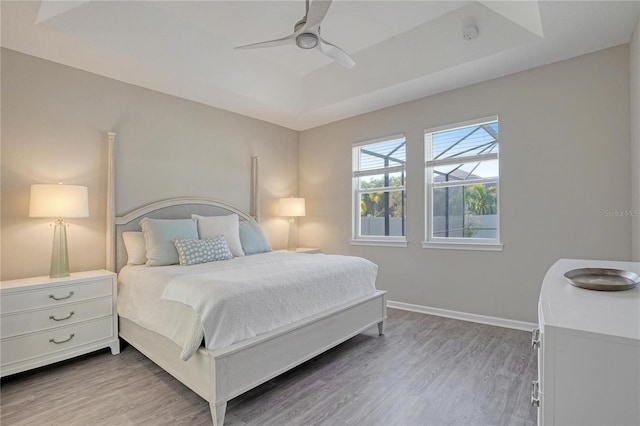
172;236;233;266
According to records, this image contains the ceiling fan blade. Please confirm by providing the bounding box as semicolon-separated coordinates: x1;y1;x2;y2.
303;0;333;31
235;33;295;50
318;36;355;69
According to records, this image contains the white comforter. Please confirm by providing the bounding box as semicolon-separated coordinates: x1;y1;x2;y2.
117;252;377;360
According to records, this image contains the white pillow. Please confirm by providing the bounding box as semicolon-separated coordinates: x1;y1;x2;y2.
191;214;244;257
122;231;147;265
140;218;199;266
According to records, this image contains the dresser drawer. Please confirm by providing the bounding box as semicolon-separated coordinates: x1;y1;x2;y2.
1;297;113;338
0;317;114;366
1;279;112;314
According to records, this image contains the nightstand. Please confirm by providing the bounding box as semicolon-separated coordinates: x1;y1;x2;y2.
0;270;119;377
294;247;321;254
279;248;321;254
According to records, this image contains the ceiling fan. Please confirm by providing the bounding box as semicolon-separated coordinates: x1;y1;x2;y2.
235;0;355;69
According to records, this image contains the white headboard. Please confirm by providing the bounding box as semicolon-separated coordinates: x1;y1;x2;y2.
113;198;254;273
105;132;261;273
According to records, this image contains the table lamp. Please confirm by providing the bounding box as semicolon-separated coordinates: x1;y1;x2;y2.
279;197;305;251
29;184;89;278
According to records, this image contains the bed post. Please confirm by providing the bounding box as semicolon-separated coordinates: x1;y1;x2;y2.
105;132;116;272
210;402;227;426
378;292;387;335
250;156;260;223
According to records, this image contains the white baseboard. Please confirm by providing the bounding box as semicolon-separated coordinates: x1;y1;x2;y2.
387;300;537;332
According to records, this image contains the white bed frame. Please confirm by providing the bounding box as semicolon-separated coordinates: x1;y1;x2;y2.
106;134;387;426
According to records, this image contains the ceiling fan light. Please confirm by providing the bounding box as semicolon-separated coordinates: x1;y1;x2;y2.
296;33;318;49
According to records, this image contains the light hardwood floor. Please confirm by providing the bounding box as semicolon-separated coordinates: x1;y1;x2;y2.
1;308;537;425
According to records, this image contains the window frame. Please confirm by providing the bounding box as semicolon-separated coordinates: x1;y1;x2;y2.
351;133;408;247
423;116;503;251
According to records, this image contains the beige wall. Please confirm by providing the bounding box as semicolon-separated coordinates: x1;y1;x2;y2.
631;17;640;261
299;45;632;323
1;49;299;280
2;44;634;322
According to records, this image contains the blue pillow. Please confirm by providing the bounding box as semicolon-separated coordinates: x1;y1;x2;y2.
140;218;198;266
239;220;272;255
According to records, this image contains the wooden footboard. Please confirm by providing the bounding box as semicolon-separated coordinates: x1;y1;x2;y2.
120;290;386;426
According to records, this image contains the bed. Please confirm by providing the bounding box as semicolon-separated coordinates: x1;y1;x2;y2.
107;140;386;426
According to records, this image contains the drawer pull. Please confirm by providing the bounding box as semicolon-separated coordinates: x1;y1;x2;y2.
531;328;541;349
49;311;75;322
49;334;75;344
531;380;540;407
49;291;74;301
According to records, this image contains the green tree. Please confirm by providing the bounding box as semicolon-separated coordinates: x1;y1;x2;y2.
360;176;405;218
465;184;497;215
367;192;383;216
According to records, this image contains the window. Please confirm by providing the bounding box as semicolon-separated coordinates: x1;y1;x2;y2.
352;134;407;246
424;117;502;250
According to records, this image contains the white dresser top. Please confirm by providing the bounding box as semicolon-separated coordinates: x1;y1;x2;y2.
0;270;115;291
540;259;640;341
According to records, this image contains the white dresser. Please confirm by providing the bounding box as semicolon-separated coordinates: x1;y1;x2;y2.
1;270;120;377
535;259;640;426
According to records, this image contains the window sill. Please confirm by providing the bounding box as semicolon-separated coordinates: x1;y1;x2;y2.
421;241;503;251
351;239;408;248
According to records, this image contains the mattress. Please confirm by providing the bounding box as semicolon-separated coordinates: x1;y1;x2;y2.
117;251;378;360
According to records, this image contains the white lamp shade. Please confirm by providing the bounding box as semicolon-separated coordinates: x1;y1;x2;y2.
279;197;305;217
29;184;89;218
